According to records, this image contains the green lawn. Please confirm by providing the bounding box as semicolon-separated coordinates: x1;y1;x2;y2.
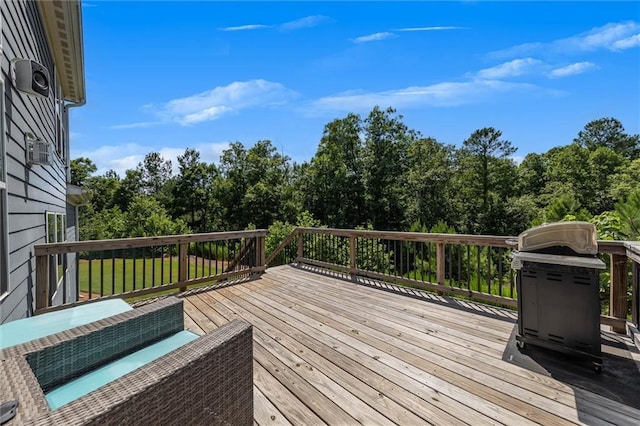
78;257;227;299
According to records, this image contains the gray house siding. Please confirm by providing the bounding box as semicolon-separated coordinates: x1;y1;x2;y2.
0;0;76;323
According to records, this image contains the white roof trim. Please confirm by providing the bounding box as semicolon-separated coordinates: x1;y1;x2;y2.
67;183;91;206
38;0;86;103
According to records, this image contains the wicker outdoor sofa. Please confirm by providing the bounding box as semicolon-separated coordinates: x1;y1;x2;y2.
0;297;253;425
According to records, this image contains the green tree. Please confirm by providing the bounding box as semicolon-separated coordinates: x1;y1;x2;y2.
124;195;190;237
405;137;455;228
173;148;217;232
302;113;365;228
588;147;627;212
81;206;126;240
113;169;143;211
139;152;172;198
615;190;640;239
541;144;594;213
574;117;639;160
610;158;640;202
217;141;297;230
590;211;624;241
86;170;121;212
362;106;415;231
517;153;547;199
454;127;518;234
70;157;97;186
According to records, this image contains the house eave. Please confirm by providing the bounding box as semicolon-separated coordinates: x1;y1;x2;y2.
67;184;91;206
37;0;86;104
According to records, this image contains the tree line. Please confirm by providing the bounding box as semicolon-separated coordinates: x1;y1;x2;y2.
72;107;640;242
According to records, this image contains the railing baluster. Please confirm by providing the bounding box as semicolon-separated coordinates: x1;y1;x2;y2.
122;248;126;293
457;246;462;288
111;249;116;295
142;247;146;289
447;245;452;285
161;245;165;284
476;246;481;292
466;245;470;290
100;251;104;296
487;246;491;295
420;241;424;282
498;248;503;297
132;248;136;291
88;257;92;300
151;246;156;287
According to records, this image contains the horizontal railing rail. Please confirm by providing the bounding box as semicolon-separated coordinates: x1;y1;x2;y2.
267;227;637;332
35;230;267;314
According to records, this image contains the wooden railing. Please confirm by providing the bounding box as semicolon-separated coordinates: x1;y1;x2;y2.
267;228;639;332
34;230;267;313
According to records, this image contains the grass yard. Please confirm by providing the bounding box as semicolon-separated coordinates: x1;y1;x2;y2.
78;257;230;300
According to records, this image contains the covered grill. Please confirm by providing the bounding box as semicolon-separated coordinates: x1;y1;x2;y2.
511;222;606;372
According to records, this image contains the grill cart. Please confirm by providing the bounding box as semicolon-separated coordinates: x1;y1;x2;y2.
511;222;606;372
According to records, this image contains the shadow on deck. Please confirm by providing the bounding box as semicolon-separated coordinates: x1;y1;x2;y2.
181;264;640;425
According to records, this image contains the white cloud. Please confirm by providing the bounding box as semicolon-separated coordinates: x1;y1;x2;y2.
490;21;640;58
353;32;397;44
219;15;330;33
475;58;544;79
576;22;640;51
110;121;162;130
219;24;271;32
308;79;559;114
396;26;466;32
74;142;232;176
73;144;145;176
548;62;598;78
280;15;329;31
613;33;640;50
181;106;234;125
146;79;296;126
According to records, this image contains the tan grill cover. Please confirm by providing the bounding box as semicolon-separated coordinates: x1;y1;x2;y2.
518;221;598;255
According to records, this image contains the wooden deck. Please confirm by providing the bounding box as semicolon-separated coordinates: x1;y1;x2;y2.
181;265;640;425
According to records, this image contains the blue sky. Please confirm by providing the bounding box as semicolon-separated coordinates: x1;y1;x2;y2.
71;1;640;175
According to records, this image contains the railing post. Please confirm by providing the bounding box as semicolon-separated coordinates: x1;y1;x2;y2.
349;236;357;276
436;243;445;295
610;253;628;333
35;254;50;312
179;243;188;292
296;231;304;263
256;236;266;273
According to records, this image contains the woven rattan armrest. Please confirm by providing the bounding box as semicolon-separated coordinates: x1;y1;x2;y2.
2;320;253;425
2;297;184;392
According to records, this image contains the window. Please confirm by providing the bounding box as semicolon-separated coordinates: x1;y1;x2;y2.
46;212;66;295
0;78;7;297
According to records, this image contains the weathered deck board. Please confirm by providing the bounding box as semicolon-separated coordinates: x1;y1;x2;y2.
183;265;640;425
200;290;464;425
238;280;581;424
